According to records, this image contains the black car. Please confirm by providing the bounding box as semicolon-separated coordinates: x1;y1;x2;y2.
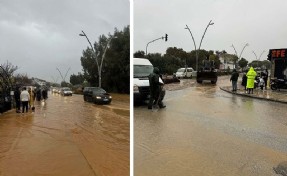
83;87;112;104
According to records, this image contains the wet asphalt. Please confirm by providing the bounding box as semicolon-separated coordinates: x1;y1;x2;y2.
134;76;287;176
0;92;129;176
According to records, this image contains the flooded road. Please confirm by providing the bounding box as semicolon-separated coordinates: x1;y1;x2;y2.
0;92;129;176
134;76;287;176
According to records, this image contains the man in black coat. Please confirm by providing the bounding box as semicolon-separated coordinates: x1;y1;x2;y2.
230;69;239;91
148;67;166;109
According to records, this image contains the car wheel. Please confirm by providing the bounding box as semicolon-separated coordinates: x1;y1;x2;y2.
211;81;216;84
197;80;202;83
271;84;277;90
83;96;87;101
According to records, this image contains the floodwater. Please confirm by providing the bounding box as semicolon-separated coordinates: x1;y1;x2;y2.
0;92;130;176
134;77;287;176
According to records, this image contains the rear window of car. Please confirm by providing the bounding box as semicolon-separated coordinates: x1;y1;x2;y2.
91;88;106;94
62;88;71;91
177;68;185;72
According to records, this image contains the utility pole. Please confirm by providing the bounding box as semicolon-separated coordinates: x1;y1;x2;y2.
231;43;249;69
185;20;214;71
80;30;116;87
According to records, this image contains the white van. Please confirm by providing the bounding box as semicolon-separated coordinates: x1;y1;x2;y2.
175;67;195;78
133;58;165;103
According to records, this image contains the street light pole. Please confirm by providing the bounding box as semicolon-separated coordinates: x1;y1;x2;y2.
231;43;249;69
252;51;258;60
252;51;258;68
185;20;214;71
252;50;265;68
239;43;249;60
79;31;100;83
185;25;197;71
258;50;265;61
99;37;115;87
80;30;116;87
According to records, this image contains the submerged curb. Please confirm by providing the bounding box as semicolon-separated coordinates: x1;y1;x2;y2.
220;86;287;104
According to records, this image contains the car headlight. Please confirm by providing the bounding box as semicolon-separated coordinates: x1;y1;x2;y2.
109;96;112;99
134;85;139;92
96;96;101;99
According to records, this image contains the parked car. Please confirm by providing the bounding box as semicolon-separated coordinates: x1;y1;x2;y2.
175;67;195;79
52;87;60;94
60;87;73;96
83;87;112;104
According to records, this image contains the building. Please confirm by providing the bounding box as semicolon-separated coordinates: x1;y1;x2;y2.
219;56;235;70
268;48;287;79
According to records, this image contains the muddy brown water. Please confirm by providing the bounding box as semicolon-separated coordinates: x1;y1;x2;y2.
0;93;129;176
135;77;287;176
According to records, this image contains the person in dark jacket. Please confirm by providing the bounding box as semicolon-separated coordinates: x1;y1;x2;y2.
42;89;48;101
14;86;21;113
261;69;268;89
230;69;239;91
148;67;166;109
241;71;247;91
36;88;42;101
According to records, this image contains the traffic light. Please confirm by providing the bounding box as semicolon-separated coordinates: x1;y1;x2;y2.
165;34;168;41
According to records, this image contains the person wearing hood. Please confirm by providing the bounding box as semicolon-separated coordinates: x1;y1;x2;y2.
148;67;166;109
246;67;257;94
241;70;248;91
230;69;239;92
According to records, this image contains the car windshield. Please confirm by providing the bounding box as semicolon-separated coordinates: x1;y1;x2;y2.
63;88;71;91
92;88;106;94
177;68;185;72
134;65;153;78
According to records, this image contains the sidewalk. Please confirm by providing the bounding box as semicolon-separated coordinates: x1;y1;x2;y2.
220;86;287;104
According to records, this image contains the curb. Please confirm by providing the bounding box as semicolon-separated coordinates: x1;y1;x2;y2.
220;87;287;104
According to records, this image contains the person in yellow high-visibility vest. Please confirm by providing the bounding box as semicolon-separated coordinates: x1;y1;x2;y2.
246;67;257;94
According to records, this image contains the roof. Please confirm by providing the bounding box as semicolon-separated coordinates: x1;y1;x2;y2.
133;58;152;66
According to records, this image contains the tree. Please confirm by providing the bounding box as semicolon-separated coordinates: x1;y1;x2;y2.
14;73;32;86
80;26;130;93
261;60;271;69
70;72;84;85
61;81;69;87
81;48;98;85
134;51;145;58
101;26;130;93
0;61;18;92
238;58;248;71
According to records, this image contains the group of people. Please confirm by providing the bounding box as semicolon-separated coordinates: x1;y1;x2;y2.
14;86;48;113
230;67;269;94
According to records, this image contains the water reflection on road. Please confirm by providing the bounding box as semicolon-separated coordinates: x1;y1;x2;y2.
135;77;287;176
0;93;129;176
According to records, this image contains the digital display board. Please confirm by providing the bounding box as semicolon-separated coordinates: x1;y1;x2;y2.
268;48;287;60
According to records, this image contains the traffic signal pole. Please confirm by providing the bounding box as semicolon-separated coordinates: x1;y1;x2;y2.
145;34;168;56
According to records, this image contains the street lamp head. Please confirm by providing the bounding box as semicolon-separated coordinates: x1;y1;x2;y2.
79;34;85;36
210;22;214;25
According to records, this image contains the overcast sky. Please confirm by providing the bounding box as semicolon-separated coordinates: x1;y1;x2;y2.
134;0;287;63
0;0;129;83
